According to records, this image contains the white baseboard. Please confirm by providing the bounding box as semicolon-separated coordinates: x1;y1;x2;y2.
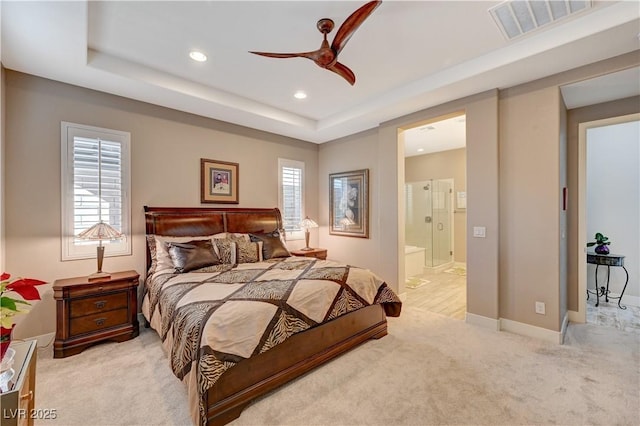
500;318;564;344
616;293;640;307
465;312;500;330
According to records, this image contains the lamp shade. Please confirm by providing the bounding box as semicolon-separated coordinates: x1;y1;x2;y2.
300;217;318;230
77;221;123;280
77;221;122;241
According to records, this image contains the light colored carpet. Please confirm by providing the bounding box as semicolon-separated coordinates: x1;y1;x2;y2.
35;307;639;425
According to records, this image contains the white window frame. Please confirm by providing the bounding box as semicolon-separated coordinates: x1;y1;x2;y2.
278;158;305;241
61;122;131;261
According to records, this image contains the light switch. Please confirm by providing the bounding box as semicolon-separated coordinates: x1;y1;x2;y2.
473;226;486;238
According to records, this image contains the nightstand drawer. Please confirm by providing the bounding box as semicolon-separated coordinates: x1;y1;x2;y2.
69;308;129;336
70;292;128;318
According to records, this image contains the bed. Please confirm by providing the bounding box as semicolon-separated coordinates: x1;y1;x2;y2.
142;206;401;425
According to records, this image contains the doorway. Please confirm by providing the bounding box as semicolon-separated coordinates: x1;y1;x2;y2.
401;113;467;319
578;113;640;331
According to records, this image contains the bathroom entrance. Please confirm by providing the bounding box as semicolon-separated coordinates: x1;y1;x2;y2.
405;178;453;269
401;112;467;320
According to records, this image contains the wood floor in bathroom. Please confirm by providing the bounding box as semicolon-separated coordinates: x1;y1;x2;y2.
405;267;466;320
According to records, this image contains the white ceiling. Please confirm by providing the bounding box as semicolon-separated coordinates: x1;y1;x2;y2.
403;114;466;157
1;1;639;144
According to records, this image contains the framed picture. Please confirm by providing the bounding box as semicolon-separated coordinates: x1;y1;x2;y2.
201;158;239;204
329;169;369;238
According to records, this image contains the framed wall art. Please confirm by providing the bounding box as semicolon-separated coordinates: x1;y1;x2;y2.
329;169;369;238
201;158;239;204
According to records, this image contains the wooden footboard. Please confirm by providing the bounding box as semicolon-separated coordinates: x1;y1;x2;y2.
205;304;387;425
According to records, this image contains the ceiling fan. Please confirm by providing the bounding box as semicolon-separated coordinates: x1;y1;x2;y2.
249;1;382;86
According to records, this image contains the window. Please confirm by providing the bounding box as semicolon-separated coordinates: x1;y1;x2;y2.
278;158;305;240
61;122;131;260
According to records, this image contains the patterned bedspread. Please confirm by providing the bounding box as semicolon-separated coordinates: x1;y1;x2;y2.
142;256;401;424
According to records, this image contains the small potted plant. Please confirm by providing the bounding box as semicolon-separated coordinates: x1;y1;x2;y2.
1;273;46;360
587;232;610;255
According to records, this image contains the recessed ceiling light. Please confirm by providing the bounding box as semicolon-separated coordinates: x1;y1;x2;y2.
417;148;425;152
419;125;435;131
189;51;207;62
294;91;307;100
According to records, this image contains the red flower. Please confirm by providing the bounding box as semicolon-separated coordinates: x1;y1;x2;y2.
1;273;47;329
5;277;47;301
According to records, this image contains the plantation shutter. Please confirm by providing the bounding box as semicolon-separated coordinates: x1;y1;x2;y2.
72;137;123;241
281;165;303;233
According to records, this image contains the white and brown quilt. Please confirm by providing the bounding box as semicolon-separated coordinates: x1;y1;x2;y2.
142;256;401;424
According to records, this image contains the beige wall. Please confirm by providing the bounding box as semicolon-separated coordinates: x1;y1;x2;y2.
320;90;500;321
317;129;378;264
405;147;467;263
4;71;318;338
499;85;562;330
566;96;640;311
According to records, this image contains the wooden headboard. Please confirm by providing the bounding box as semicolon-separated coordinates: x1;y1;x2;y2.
144;206;283;271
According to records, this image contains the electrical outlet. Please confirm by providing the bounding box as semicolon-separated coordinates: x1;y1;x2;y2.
535;301;546;315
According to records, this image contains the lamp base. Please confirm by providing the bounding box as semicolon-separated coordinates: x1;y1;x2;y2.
300;247;314;251
88;271;111;281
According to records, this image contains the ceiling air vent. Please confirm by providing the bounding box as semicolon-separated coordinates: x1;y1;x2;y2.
489;0;592;40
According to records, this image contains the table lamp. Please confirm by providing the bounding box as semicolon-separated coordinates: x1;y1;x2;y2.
299;216;318;251
77;221;123;280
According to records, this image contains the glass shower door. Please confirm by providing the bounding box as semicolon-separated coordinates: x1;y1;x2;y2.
431;180;452;267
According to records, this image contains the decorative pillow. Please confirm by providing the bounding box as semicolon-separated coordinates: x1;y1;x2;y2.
226;233;251;242
152;235;218;274
146;235;159;274
168;239;220;273
213;238;237;265
250;230;291;260
236;240;263;264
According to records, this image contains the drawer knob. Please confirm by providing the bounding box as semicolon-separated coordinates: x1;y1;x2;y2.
95;300;107;309
20;390;33;401
95;318;106;326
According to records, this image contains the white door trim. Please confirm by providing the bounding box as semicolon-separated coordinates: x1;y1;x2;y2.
577;112;639;323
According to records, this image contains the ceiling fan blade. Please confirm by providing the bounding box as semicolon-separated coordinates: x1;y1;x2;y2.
250;50;321;61
250;51;304;59
331;0;381;55
327;62;356;85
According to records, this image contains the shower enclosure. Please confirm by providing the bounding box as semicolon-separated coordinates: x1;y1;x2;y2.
405;179;453;268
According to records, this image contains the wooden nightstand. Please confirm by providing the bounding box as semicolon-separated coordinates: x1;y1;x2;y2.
290;248;327;260
53;270;140;358
1;340;37;426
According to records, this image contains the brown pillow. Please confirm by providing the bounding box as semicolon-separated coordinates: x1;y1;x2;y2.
168;239;220;273
250;230;290;259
